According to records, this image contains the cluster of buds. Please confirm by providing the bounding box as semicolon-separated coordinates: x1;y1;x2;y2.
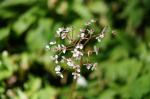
46;19;107;79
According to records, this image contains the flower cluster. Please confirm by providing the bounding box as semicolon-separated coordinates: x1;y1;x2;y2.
46;19;107;79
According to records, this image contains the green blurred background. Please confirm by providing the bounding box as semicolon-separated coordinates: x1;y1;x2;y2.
0;0;150;99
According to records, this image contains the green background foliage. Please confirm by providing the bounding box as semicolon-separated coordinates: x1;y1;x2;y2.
0;0;150;99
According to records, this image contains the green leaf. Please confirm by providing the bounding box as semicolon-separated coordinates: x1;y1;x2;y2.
12;7;37;36
98;89;116;99
88;1;108;14
72;1;92;19
26;18;53;51
0;27;9;40
122;73;150;99
0;0;36;8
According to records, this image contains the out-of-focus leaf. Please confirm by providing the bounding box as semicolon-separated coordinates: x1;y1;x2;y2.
103;58;142;83
0;9;17;18
0;0;36;8
127;8;144;29
109;46;128;61
12;7;37;36
0;70;12;80
26;18;53;51
24;76;41;92
31;86;57;99
72;0;92;19
56;1;68;15
0;27;9;40
98;89;116;99
88;1;108;14
17;89;28;99
145;27;150;43
121;73;150;99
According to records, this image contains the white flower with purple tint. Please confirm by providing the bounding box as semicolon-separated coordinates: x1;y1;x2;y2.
67;58;74;67
46;20;109;79
71;49;83;60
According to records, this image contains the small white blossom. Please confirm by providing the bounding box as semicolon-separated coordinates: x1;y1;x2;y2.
77;76;87;87
56;44;61;51
56;44;66;53
72;72;80;79
67;58;74;67
55;65;63;78
99;33;104;38
84;63;92;70
57;28;64;36
55;65;61;72
80;33;85;39
49;41;56;45
71;49;83;60
45;45;50;50
52;55;59;64
60;56;66;63
90;19;96;23
76;44;83;50
56;27;71;39
73;65;80;73
61;32;67;39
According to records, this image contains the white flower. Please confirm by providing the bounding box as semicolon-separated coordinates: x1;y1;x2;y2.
67;58;74;67
56;27;71;39
71;49;83;60
56;44;61;51
56;44;66;53
45;45;50;50
90;19;96;23
76;44;83;50
73;65;80;73
84;63;97;70
55;65;63;78
57;28;64;36
72;72;80;79
60;56;66;63
77;76;87;87
49;41;56;45
52;55;59;64
61;32;67;39
55;65;61;72
80;33;85;39
99;33;104;38
84;63;92;70
80;29;86;39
